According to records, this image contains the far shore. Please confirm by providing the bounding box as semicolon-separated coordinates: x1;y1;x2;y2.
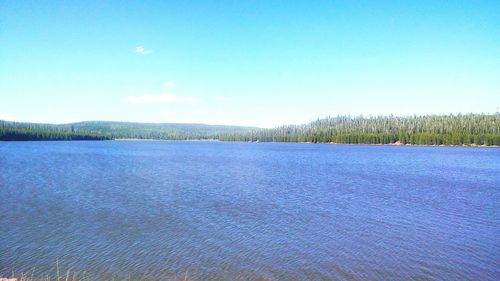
113;138;220;142
111;138;500;148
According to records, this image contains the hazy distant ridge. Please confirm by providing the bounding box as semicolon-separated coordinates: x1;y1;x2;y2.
0;120;258;141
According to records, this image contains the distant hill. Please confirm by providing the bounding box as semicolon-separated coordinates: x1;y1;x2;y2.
0;120;258;141
68;121;259;140
1;114;499;146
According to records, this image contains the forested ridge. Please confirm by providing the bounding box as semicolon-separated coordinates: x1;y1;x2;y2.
0;121;255;141
0;121;110;141
221;114;500;146
1;114;499;146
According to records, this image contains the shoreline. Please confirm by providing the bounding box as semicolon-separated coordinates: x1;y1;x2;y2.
315;141;500;148
113;138;221;142
1;138;498;148
111;139;500;148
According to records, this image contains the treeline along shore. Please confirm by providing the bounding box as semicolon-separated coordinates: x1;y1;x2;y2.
1;114;499;146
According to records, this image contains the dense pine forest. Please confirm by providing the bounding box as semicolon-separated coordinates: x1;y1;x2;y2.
220;114;500;146
0;121;255;141
0;121;110;141
1;114;499;146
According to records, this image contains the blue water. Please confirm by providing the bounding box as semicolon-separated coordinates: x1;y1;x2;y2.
1;141;499;280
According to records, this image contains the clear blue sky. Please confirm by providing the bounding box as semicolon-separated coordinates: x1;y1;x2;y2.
1;1;499;127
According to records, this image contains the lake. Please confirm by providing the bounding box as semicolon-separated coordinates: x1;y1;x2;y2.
1;141;499;280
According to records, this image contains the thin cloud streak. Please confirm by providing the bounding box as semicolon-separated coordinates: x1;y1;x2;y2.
194;109;209;114
215;96;229;101
127;93;203;104
135;46;153;55
0;113;16;121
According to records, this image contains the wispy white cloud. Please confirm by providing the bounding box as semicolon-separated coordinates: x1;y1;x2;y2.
127;81;203;104
194;109;209;114
127;93;203;104
215;96;229;101
164;111;176;118
0;113;16;121
135;46;153;55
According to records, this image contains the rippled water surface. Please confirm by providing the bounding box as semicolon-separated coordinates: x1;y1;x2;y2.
1;141;499;280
